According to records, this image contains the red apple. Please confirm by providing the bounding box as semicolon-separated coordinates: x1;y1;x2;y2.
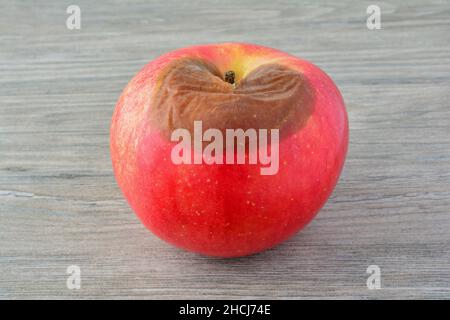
110;43;348;257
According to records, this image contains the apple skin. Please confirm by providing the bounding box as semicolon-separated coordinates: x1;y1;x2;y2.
110;43;348;258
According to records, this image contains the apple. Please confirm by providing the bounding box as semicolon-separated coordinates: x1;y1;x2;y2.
110;43;348;257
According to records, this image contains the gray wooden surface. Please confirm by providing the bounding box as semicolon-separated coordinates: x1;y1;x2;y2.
1;0;449;299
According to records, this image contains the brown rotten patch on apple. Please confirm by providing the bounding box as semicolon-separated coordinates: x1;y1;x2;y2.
151;57;315;140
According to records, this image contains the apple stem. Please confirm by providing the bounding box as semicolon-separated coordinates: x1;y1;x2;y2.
224;71;235;85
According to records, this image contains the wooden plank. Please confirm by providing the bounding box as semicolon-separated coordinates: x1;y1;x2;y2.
0;0;449;299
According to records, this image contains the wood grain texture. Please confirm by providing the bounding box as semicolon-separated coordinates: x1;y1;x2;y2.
1;0;449;299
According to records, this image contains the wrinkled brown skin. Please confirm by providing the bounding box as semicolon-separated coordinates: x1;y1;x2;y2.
151;58;315;138
110;43;349;257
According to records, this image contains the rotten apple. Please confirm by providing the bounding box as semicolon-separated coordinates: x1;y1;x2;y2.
110;43;348;257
